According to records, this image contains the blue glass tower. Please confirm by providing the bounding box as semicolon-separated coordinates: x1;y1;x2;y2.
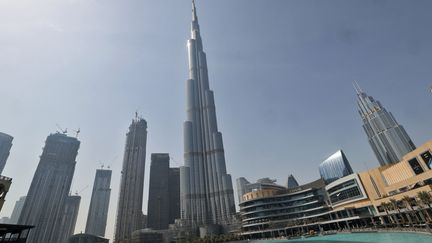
285;174;299;188
319;150;354;184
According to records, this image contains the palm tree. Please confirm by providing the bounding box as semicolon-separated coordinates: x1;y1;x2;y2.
389;198;402;227
380;202;392;227
417;191;432;224
402;196;419;226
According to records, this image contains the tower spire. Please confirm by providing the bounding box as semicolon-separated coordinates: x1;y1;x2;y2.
192;0;198;21
353;80;363;94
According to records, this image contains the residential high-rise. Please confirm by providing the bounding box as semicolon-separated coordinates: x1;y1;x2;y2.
285;174;299;189
86;168;112;237
18;133;80;243
0;132;13;174
319;150;354;184
9;196;26;224
180;0;236;228
355;82;416;166
55;195;81;243
147;154;180;230
114;116;147;242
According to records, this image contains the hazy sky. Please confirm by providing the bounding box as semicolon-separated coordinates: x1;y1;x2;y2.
1;0;432;240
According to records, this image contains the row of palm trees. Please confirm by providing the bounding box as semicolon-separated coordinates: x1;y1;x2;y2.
379;191;432;227
177;234;244;243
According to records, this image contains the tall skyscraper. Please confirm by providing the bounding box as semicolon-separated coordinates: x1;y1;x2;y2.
285;174;299;189
18;133;80;243
0;132;13;174
9;196;26;224
55;195;81;243
180;1;236;227
319;150;354;184
86;168;112;237
147;154;180;230
114;116;147;242
355;82;416;166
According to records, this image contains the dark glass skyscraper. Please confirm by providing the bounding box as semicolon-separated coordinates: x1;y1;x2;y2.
147;154;170;230
319;150;354;184
18;133;80;243
355;83;416;166
147;154;180;230
115;116;147;243
86;168;112;237
0;132;13;174
168;167;180;224
180;1;235;227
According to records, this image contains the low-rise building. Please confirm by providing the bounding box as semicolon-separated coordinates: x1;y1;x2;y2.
236;177;287;203
239;179;332;238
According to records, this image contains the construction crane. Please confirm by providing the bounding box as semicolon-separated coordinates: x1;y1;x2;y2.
72;128;81;138
56;124;68;134
74;185;89;196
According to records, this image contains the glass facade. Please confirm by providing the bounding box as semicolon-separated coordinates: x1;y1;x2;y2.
327;178;363;205
408;157;424;175
420;150;432;169
319;150;354;184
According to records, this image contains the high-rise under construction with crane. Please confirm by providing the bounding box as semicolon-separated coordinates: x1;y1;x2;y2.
18;132;80;243
114;115;147;242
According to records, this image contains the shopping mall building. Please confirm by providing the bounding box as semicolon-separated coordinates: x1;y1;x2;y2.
239;141;432;238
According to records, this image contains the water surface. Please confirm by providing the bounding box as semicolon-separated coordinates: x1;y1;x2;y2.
255;232;432;243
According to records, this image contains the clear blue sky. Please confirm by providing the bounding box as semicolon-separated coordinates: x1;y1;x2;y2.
1;0;431;240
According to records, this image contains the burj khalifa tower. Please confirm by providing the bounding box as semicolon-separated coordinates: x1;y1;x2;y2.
180;0;236;228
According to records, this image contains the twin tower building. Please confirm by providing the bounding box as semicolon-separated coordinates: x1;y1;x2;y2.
8;1;417;243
